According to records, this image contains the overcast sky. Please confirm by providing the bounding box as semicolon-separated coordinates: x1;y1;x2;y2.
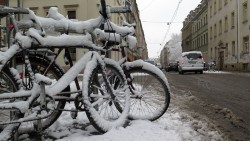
136;0;201;58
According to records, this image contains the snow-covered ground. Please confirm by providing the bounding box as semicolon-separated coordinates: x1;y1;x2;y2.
204;70;231;74
19;102;222;141
17;81;225;141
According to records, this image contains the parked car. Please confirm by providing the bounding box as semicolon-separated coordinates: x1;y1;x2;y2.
165;62;178;72
156;63;163;69
145;59;156;66
178;51;204;74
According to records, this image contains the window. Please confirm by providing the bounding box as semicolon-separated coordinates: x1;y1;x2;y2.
206;14;207;23
214;24;217;37
184;53;202;59
64;4;78;19
203;17;205;26
67;10;76;19
243;2;248;22
210;26;213;39
243;36;249;52
43;6;57;16
206;33;208;43
224;0;228;5
29;7;38;15
225;43;228;57
232;41;236;56
225;16;228;32
211;48;213;58
210;6;213;17
231;12;235;28
219;0;222;10
219;20;222;34
69;48;76;61
204;34;206;44
214;1;217;14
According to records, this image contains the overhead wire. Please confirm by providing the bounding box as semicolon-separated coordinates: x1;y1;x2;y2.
155;0;183;58
140;0;155;12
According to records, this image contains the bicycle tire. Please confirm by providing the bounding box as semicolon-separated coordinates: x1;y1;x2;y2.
0;67;20;140
82;59;130;133
125;64;170;121
13;54;70;133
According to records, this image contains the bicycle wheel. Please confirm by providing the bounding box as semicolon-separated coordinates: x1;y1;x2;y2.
82;59;130;133
14;54;70;133
125;65;170;121
0;67;20;139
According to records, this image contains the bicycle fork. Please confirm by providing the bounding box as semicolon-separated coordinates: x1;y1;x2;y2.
35;82;46;133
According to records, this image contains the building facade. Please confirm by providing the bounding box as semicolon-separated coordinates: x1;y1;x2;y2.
182;0;208;62
208;0;250;71
160;47;169;68
1;0;147;70
182;10;195;52
192;0;208;61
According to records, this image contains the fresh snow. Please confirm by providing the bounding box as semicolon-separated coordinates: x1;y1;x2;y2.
12;80;224;141
18;102;223;141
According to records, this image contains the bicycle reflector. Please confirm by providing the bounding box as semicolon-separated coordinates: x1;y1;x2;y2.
8;23;14;29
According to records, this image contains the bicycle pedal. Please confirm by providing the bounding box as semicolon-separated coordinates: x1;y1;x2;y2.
70;108;78;119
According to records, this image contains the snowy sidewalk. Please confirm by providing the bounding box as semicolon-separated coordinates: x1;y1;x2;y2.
17;81;226;141
19;102;224;141
204;70;250;77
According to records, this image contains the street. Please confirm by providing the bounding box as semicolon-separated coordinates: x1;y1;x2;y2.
165;71;250;141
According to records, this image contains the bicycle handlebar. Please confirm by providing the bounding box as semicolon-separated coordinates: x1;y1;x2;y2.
109;2;132;13
0;5;29;18
100;0;132;19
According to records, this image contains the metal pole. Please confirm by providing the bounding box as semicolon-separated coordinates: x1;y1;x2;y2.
17;0;21;20
237;0;240;71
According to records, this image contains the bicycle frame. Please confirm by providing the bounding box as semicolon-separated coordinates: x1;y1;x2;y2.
0;49;113;122
0;1;134;138
0;8;113;126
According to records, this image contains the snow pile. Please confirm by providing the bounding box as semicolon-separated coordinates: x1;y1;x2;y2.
13;79;225;141
204;71;231;74
29;104;223;141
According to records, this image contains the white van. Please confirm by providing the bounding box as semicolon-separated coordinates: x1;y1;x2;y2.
178;51;204;74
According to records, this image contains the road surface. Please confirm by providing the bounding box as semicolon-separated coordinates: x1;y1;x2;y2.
166;71;250;141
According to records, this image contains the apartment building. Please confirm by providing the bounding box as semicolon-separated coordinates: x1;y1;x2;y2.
182;10;195;52
1;0;147;70
182;0;208;61
160;47;169;68
208;0;250;71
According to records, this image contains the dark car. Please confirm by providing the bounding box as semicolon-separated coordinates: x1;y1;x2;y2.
165;62;178;72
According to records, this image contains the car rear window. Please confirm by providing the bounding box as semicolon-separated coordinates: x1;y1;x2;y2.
183;53;202;59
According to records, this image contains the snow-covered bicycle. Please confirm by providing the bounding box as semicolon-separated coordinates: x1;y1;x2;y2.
17;1;170;123
0;1;130;140
25;4;171;122
0;0;171;139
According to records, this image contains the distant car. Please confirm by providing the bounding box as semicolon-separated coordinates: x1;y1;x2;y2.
165;62;178;72
178;51;204;74
156;63;162;69
145;59;156;66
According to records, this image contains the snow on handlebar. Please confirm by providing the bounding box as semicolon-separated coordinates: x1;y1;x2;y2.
18;7;104;34
94;28;137;49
